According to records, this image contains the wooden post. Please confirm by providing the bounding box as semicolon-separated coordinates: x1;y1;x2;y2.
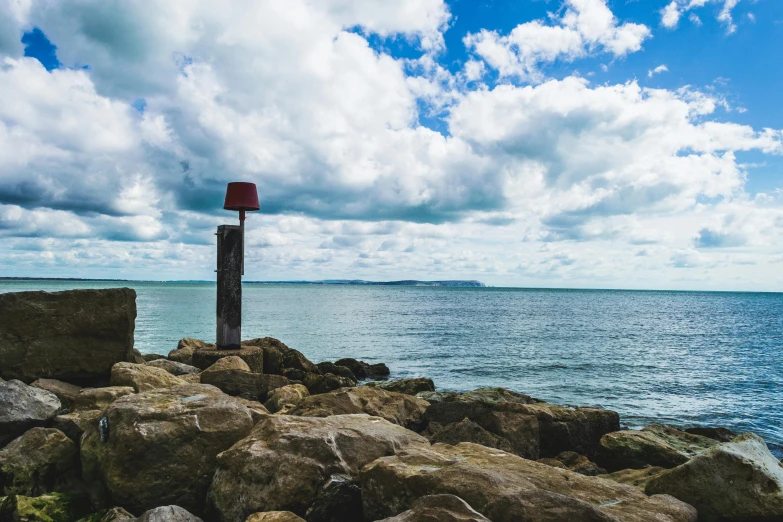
216;224;242;349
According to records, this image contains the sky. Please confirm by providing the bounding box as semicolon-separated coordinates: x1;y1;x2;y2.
0;0;782;290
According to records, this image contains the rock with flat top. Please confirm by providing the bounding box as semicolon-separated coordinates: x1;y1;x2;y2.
0;379;61;447
646;433;783;522
290;386;429;431
429;418;514;453
376;494;490;522
169;339;213;366
73;387;135;411
192;346;264;373
200;358;288;402
603;466;668;491
0;288;136;384
206;414;427;522
361;442;697;522
136;505;204;522
0;428;78;496
81;384;258;516
110;363;187;392
241;337;291;375
145;359;201;376
598;424;718;472
30;379;82;411
366;378;434;396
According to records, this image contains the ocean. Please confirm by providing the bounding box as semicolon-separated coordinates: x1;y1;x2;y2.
2;280;782;454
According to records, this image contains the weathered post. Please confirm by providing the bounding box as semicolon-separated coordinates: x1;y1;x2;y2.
216;182;259;350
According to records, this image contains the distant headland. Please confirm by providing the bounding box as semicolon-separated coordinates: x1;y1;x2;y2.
0;277;486;287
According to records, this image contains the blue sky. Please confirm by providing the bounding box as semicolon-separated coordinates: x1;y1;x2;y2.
1;0;783;290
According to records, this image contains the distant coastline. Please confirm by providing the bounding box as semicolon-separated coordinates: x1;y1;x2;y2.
0;277;486;288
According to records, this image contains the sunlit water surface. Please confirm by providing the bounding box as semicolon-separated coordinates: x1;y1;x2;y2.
3;281;781;454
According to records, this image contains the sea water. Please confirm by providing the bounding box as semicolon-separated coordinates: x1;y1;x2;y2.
2;280;781;454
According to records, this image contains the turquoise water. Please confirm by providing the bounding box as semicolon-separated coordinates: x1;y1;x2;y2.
2;280;782;453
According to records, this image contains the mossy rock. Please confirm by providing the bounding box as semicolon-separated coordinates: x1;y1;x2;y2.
0;493;92;522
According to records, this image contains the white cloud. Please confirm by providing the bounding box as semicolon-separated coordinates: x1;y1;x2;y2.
661;0;743;33
0;0;782;290
648;65;669;77
464;0;650;81
661;2;682;29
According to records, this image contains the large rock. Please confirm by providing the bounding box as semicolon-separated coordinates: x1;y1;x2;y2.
0;492;93;522
73;387;135;411
141;353;166;362
366;378;434;396
53;410;102;445
241;337;291;375
206;414;428;522
246;513;304;522
302;373;354;395
603;466;667;491
110;363;188;392
429;418;514;453
263;385;310;414
0;288;136;384
333;358;389;380
361;442;697;522
200;358;289;402
81;384;259;516
281;350;319;374
0;428;78;496
144;359;201;376
0;379;61;447
168;339;213;366
536;451;606;476
598;424;718;472
30;380;82;411
136;506;204;522
376;494;489;522
683;426;738;443
646;433;783;521
315;363;356;382
304;474;362;522
192;346;264;373
289;386;429;431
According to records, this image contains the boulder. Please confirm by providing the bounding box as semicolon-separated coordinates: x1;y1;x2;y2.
53;410;101;445
429;418;514;453
141;353;166;362
360;442;697;522
366;378;434;396
131;349;146;364
315;363;356;382
80;384;259;516
0;379;61;447
683;426;738;443
603;466;667;491
110;363;188;392
0;493;93;522
192;346;264;373
302;373;355;395
304;474;362;522
200;359;289;402
282;369;307;382
246;513;304;522
289;386;429;431
0;428;79;496
416;391;459;404
263;385;310;414
144;360;201;376
0;288;136;384
99;506;136;521
333;358;389;380
206;414;428;522
30;379;82;411
598;424;718;472
646;433;783;522
422;390;539;459
536;451;606;476
136;506;204;522
180;374;202;384
376;494;489;522
281;350;319;374
168;339;213;366
241;337;291;375
73;387;135;412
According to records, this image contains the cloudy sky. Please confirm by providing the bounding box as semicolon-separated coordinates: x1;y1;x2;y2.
1;0;782;290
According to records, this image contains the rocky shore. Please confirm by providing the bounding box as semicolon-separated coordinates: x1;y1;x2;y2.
1;288;782;522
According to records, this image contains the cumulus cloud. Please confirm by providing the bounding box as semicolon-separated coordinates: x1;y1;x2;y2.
648;65;669;77
464;0;651;81
0;0;781;289
660;0;743;33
